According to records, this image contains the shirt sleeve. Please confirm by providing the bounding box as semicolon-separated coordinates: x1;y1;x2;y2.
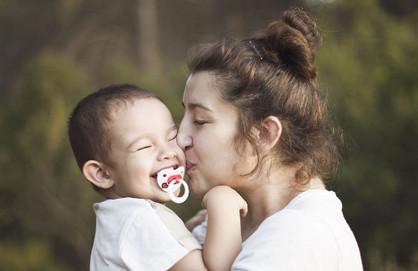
119;205;193;271
151;202;201;251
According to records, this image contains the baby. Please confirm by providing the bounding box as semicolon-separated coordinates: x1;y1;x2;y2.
68;84;246;271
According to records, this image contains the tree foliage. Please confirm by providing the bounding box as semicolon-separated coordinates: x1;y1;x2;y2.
0;0;416;270
317;0;418;268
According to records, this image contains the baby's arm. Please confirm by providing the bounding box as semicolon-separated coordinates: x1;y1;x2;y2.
169;186;247;271
202;185;248;270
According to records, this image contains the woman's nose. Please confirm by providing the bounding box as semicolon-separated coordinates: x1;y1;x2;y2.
177;119;192;151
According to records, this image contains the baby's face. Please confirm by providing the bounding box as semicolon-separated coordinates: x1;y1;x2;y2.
106;98;185;202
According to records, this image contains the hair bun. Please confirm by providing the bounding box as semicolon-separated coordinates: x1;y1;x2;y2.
283;7;321;53
263;7;321;81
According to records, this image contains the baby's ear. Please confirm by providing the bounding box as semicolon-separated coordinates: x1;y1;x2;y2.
257;115;282;153
82;160;114;189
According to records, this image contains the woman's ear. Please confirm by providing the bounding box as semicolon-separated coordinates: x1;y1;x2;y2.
258;116;282;153
82;160;114;189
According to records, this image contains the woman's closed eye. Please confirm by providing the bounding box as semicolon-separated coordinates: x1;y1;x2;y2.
193;119;209;126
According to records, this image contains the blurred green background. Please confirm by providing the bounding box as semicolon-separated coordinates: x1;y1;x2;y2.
0;0;417;270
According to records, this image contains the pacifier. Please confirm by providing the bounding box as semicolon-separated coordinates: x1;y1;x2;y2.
156;166;189;204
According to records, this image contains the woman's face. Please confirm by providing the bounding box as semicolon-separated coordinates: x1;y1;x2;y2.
177;72;251;197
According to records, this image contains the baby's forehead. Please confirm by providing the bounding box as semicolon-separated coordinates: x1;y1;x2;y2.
107;97;166;121
105;98;174;141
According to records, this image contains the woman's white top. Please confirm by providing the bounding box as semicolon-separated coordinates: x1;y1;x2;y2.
193;189;363;271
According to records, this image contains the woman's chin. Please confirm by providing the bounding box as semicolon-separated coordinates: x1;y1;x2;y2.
187;175;215;198
188;182;206;198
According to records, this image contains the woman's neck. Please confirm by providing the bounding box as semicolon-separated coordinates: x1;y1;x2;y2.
237;166;325;240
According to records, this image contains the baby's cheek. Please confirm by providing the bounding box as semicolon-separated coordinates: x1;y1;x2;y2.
177;150;186;164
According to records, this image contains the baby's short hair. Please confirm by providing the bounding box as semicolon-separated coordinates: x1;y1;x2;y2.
68;84;157;170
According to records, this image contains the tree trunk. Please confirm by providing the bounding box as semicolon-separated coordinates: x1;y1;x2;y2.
136;0;161;73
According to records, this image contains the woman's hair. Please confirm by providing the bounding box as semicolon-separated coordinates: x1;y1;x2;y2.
188;7;340;184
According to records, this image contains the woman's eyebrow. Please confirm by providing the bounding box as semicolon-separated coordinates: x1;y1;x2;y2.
182;102;213;112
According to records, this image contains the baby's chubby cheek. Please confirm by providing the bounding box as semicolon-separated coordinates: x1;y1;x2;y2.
177;149;186;166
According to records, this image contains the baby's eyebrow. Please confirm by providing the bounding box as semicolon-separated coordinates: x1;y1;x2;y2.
127;135;148;149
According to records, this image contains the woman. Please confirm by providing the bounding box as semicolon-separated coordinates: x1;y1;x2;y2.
177;7;363;271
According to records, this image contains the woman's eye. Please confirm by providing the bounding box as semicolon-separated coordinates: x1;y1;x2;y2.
137;145;152;151
193;120;207;126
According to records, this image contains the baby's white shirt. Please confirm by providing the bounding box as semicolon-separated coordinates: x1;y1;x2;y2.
90;197;201;271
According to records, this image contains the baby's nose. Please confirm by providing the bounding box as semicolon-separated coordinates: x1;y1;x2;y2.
157;146;177;161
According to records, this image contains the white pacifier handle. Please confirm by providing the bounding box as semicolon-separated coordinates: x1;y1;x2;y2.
156;166;189;204
167;180;189;204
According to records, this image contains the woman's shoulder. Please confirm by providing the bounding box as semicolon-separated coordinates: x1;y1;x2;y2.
242;190;344;248
251;207;334;244
234;210;339;270
234;190;362;270
233;206;339;270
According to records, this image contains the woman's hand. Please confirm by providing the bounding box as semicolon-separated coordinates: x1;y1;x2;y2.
185;209;207;231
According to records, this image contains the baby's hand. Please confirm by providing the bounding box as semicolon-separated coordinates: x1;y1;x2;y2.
203;186;248;217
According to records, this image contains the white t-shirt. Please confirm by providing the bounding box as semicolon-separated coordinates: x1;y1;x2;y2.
193;189;363;271
90;198;201;271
